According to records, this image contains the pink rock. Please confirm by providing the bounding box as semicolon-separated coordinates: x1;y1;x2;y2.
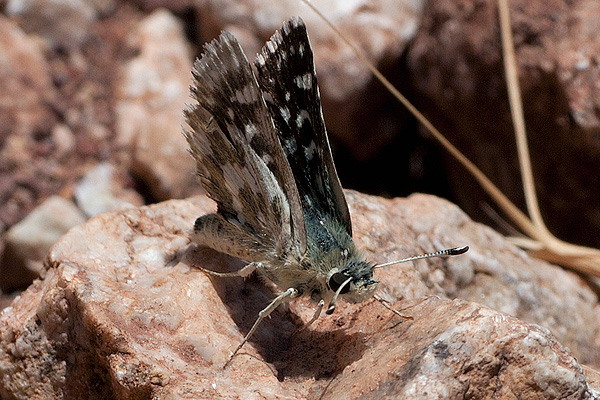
133;0;193;12
74;163;143;217
6;0;97;49
0;16;58;229
2;196;86;292
0;192;597;398
115;10;200;200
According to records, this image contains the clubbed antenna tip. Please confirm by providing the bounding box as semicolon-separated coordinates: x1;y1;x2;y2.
374;245;469;269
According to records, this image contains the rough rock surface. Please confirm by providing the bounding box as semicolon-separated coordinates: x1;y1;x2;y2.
407;0;600;248
0;191;598;399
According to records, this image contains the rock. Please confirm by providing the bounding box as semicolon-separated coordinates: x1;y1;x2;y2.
1;0;147;238
6;0;98;49
0;191;598;398
50;124;76;159
132;0;194;12
115;9;199;200
304;299;589;399
74;162;143;217
0;16;60;230
375;193;600;367
407;0;600;248
1;196;87;292
195;0;425;160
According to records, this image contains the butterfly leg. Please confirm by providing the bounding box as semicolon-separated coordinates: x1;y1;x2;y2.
294;299;324;335
373;295;413;321
225;287;298;367
196;262;259;278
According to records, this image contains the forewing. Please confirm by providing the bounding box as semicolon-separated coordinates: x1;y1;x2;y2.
254;17;352;235
184;31;306;260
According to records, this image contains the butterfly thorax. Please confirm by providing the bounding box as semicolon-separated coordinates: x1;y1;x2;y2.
261;212;378;304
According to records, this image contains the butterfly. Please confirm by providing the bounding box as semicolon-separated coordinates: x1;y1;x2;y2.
183;17;467;366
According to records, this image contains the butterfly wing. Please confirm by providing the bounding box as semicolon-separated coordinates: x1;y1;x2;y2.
254;18;353;235
184;31;307;262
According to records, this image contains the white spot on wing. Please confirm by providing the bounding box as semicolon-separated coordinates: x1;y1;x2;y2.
296;109;310;129
294;73;312;89
303;195;313;207
280;106;291;122
284;137;297;153
283;22;291;35
304;140;316;160
245;124;257;140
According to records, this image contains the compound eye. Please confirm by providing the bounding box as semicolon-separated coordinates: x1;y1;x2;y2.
328;272;351;294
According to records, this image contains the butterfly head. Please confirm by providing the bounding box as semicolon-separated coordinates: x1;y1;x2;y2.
325;258;378;314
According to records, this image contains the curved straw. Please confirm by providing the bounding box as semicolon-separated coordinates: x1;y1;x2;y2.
497;0;550;238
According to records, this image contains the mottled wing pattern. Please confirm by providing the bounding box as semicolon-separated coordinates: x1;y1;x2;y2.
184;32;306;262
255;18;352;235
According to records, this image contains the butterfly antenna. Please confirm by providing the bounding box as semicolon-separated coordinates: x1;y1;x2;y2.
374;246;469;269
326;276;352;315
